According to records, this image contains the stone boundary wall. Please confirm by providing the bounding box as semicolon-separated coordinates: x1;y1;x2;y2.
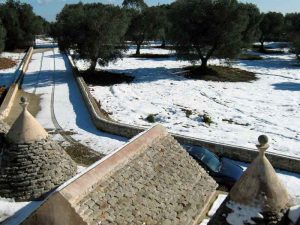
66;54;300;174
0;47;34;119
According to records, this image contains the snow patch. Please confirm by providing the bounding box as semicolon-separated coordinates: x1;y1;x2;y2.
208;194;227;217
226;201;263;225
289;205;300;224
85;46;300;157
199;218;210;225
0;198;32;223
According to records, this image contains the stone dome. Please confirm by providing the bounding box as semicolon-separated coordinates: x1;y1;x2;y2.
0;98;77;201
208;135;294;225
229;135;292;212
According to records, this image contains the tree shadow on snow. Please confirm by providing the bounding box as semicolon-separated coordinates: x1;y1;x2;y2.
104;67;185;84
22;56;127;143
238;56;298;70
272;82;300;91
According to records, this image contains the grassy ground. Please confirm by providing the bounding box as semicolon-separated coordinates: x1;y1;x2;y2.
152;45;176;50
238;53;263;60
0;57;17;70
130;53;173;58
183;65;257;82
260;49;285;54
81;70;134;86
65;143;104;166
251;45;285;54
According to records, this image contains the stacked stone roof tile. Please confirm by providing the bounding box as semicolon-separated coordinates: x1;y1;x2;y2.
0;138;77;201
77;135;217;225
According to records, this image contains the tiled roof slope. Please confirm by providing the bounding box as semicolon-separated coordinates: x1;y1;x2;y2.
21;125;217;225
77;135;217;225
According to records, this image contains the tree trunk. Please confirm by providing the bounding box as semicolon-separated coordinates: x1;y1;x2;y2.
161;39;166;48
200;57;208;70
259;41;265;53
89;60;97;72
136;44;141;55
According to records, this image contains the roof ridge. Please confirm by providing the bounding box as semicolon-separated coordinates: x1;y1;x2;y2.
57;124;168;205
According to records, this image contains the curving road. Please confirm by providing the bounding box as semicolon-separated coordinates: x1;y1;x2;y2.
21;43;127;155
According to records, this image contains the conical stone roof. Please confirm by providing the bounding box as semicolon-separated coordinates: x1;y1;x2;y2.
208;135;294;225
229;135;292;212
0;97;77;201
6;97;48;143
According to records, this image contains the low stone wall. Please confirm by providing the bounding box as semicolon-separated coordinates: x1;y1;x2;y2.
66;54;300;174
0;47;34;120
16;47;34;85
0;84;19;119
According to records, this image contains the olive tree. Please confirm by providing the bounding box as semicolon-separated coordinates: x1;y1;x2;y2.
0;21;6;52
169;0;252;71
0;0;44;49
259;12;284;52
125;6;162;55
285;13;300;59
55;3;129;71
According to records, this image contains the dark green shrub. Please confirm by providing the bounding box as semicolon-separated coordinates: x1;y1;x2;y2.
146;114;155;123
203;113;213;125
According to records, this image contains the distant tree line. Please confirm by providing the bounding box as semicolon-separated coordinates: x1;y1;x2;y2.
0;0;50;52
41;0;300;73
285;13;300;59
1;0;299;70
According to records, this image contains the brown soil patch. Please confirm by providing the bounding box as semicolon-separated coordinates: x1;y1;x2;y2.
80;70;134;86
0;87;8;105
182;65;257;82
0;57;17;70
4;90;41;126
11;49;26;53
65;143;105;166
130;54;173;58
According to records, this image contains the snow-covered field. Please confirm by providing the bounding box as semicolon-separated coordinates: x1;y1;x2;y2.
0;52;25;87
2;41;299;225
78;44;300;157
22;46;126;155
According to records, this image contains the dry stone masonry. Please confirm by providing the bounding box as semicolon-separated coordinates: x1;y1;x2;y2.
0;97;76;201
0;120;9;134
208;135;294;225
0;138;76;201
77;135;217;225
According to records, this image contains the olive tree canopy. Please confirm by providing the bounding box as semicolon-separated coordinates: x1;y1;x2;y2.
169;0;258;70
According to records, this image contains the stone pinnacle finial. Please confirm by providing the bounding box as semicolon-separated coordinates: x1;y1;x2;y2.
20;96;29;110
256;135;269;156
6;96;48;144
